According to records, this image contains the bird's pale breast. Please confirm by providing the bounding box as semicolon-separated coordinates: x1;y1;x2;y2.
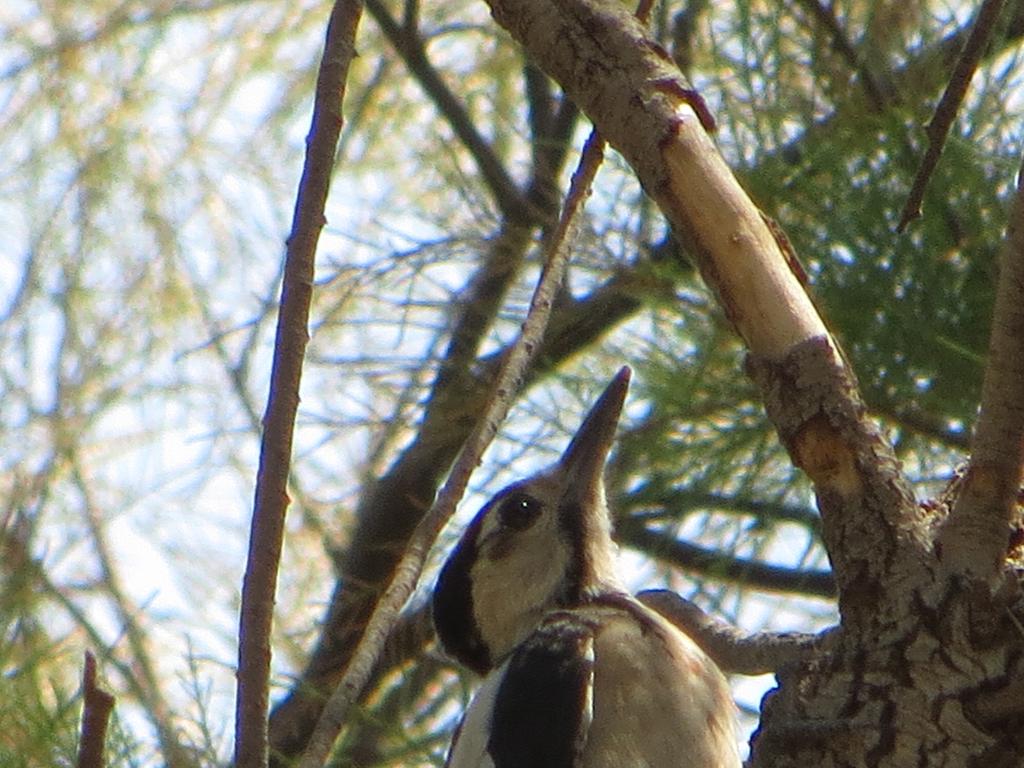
582;600;739;768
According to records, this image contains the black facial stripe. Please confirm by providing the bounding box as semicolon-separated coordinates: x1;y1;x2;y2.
433;515;491;674
557;500;588;606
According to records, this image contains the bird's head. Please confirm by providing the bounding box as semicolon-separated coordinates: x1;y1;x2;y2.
433;367;630;673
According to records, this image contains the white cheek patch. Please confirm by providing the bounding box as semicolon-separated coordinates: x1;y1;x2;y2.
471;516;570;662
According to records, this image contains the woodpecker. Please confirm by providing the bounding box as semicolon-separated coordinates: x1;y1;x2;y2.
433;367;740;768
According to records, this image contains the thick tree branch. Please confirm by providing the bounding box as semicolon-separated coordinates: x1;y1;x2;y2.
746;342;927;625
481;0;930;631
235;3;363;767
937;156;1024;579
486;0;827;357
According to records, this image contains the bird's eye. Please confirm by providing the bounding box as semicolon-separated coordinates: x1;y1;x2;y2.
497;492;542;531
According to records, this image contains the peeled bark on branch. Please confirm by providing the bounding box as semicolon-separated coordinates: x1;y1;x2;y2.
489;0;826;358
483;0;930;618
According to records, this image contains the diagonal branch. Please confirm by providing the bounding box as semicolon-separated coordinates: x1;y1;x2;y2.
898;0;1007;231
365;0;534;223
488;0;827;357
234;3;364;767
295;104;610;768
617;519;836;598
482;0;927;630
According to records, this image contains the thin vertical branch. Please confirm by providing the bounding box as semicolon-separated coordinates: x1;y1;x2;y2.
938;155;1024;578
296;126;609;768
233;2;364;767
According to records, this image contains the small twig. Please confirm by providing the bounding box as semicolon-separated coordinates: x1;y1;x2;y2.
898;0;1005;231
233;3;364;767
621;486;822;532
637;590;836;675
77;651;116;768
634;0;655;24
618;520;836;598
795;0;886;108
296;120;609;768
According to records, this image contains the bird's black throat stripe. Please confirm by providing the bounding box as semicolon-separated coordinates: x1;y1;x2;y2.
433;515;491;674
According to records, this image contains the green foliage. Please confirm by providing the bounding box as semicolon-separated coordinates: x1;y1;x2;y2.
751;113;1003;426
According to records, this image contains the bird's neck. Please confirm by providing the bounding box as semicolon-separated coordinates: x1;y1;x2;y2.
478;541;625;664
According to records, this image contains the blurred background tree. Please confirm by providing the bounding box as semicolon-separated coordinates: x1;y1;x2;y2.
1;0;1020;764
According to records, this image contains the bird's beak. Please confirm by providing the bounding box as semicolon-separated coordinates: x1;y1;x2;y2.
559;366;631;499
